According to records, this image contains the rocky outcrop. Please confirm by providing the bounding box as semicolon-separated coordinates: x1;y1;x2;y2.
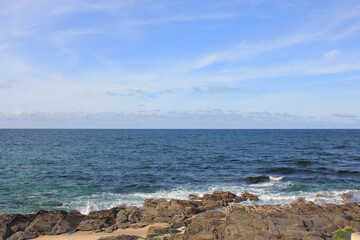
0;210;84;240
25;210;84;235
141;199;201;227
0;214;35;240
4;191;360;240
177;199;360;240
76;206;121;231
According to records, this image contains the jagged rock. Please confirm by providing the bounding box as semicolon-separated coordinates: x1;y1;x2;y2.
76;207;121;231
239;192;259;201
116;206;141;225
22;210;84;236
201;191;237;210
7;231;37;240
183;211;226;240
140;199;201;226
50;210;84;234
188;194;202;201
1;215;34;240
25;210;68;235
182;201;360;240
0;214;35;240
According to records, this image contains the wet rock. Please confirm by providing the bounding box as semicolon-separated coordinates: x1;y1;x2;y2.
239;192;259;201
340;192;353;203
7;231;37;240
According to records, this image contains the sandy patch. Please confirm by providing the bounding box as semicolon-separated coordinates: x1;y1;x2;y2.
33;223;170;240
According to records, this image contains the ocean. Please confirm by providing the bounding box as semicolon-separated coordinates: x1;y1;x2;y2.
0;129;359;214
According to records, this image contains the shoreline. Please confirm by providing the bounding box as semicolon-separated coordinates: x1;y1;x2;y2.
1;190;359;240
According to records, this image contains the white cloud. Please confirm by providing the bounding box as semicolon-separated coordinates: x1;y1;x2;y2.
0;110;358;129
208;86;240;93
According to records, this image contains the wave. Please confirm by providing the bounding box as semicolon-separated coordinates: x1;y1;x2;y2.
59;182;360;215
269;176;284;181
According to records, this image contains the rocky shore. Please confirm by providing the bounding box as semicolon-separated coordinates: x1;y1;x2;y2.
1;191;359;240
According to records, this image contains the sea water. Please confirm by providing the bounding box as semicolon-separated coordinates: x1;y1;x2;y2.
0;129;359;214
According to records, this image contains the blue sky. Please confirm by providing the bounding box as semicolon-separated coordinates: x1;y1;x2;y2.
0;0;360;128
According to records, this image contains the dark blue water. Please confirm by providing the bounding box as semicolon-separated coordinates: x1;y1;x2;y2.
0;129;359;214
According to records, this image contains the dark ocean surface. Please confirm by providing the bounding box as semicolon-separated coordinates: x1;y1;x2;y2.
0;129;359;214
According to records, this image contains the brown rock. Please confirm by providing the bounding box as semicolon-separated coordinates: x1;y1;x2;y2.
0;214;35;240
7;231;37;240
340;192;353;203
25;210;67;235
116;206;141;225
50;211;84;235
77;206;122;231
188;194;202;201
240;192;259;201
140;199;201;225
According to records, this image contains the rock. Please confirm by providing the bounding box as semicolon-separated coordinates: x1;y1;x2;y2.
0;214;35;240
77;207;121;231
98;235;140;240
201;191;237;210
116;206;141;225
23;210;84;236
7;231;37;240
146;225;172;238
140;199;201;225
50;211;85;235
188;194;202;201
340;192;353;203
25;210;68;235
240;192;259;201
183;211;226;240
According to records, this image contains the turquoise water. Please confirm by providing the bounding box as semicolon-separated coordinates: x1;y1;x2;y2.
0;129;359;214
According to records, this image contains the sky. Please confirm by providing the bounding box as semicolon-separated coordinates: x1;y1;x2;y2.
0;0;360;128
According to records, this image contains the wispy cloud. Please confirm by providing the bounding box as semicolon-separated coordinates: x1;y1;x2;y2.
208;86;240;93
0;79;21;89
105;91;134;97
324;49;340;58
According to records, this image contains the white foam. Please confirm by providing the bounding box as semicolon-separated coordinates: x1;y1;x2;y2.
269;176;284;181
60;183;359;215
